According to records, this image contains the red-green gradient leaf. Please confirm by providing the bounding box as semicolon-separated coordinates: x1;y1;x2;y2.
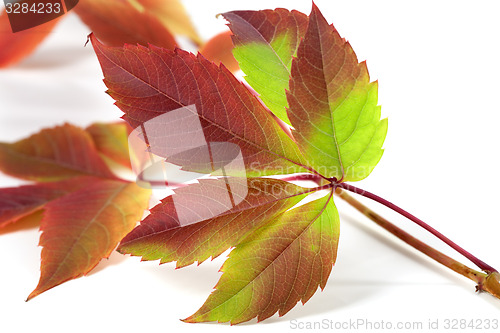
118;177;310;268
27;179;151;300
86;122;132;168
287;4;388;181
222;9;308;124
0;10;61;68
184;191;339;324
199;31;239;73
91;34;309;177
0;123;116;181
0;177;91;228
75;0;176;49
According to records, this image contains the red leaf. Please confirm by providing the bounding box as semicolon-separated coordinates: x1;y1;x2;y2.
0;10;61;68
90;34;309;177
118;177;311;267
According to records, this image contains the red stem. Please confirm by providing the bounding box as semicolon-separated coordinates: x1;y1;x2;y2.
337;182;497;273
279;173;325;184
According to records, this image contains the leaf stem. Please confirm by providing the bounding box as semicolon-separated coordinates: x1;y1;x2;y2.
336;182;497;274
279;173;327;184
334;188;500;299
335;189;482;281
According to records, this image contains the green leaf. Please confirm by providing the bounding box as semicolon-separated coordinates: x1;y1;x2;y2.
222;9;308;125
287;4;387;181
183;191;338;324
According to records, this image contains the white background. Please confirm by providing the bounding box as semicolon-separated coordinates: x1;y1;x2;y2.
1;1;500;332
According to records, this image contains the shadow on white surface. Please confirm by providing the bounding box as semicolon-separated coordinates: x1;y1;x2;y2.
87;250;130;276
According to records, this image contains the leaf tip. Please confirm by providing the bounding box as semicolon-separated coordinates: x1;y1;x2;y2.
26;288;41;302
180;315;197;324
310;1;321;15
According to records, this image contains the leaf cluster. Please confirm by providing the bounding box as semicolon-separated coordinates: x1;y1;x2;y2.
89;3;387;323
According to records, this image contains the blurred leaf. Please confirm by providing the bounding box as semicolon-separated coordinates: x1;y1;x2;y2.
0;10;61;68
136;0;202;46
0;177;90;228
27;178;150;300
0;123;117;181
75;0;176;49
0;122;152;298
86;122;132;169
199;30;239;73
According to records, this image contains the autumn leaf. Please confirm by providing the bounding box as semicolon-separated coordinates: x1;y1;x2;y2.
135;0;202;46
0;0;202;67
0;122;151;299
91;34;311;177
86;122;132;168
0;177;89;228
89;2;386;324
222;9;308;124
0;10;61;68
199;30;239;73
2;1;496;323
118;177;312;268
0;123;117;181
183;192;338;324
287;4;387;181
74;0;176;49
27;178;150;301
